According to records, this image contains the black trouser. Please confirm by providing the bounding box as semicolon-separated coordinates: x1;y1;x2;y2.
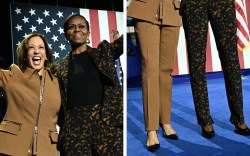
181;0;244;126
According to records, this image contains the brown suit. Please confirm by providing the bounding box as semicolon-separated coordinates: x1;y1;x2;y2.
127;0;181;130
0;64;61;156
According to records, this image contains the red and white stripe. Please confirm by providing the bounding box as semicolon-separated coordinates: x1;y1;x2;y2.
235;0;250;52
80;9;125;69
80;9;123;47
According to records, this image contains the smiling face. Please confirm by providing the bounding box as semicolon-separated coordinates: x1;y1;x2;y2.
66;16;90;48
26;36;47;72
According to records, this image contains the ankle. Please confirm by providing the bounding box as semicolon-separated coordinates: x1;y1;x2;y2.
236;123;247;129
147;131;159;146
162;124;176;135
202;124;213;132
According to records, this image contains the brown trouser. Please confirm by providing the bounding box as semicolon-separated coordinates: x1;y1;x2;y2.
136;21;180;131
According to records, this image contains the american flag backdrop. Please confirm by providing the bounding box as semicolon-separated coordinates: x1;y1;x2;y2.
10;3;124;85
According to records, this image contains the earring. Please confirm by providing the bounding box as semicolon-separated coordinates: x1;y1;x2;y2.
86;39;90;44
45;57;48;60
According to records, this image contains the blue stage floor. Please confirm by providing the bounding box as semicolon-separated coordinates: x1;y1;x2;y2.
127;75;250;156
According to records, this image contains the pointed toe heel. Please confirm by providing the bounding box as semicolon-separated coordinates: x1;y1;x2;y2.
234;125;250;136
160;124;179;140
163;133;179;140
147;143;160;152
201;126;215;139
146;131;160;152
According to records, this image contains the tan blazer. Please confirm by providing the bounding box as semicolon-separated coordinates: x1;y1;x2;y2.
127;0;182;26
0;64;61;156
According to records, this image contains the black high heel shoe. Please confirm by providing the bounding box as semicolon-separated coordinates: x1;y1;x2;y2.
201;125;215;139
160;124;179;140
234;125;250;136
147;144;160;152
146;132;160;152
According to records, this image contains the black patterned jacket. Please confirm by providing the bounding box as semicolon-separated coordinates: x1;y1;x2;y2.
52;36;123;129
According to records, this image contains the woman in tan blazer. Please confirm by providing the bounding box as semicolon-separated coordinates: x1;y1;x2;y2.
127;0;182;152
0;33;61;156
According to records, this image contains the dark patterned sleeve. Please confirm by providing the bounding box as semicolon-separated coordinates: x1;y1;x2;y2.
97;35;123;61
51;62;58;76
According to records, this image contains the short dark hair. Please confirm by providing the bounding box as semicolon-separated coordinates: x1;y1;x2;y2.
16;33;53;71
63;14;90;34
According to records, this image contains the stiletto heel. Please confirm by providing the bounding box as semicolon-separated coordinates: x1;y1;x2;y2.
147;144;160;152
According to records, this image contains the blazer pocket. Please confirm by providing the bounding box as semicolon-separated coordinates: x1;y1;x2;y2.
49;130;59;143
135;0;147;3
173;0;181;9
0;120;22;135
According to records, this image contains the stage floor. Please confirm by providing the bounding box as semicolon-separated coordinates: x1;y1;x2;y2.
127;75;250;156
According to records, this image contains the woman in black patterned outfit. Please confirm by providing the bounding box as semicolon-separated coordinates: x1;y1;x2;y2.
52;14;123;155
181;0;250;139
